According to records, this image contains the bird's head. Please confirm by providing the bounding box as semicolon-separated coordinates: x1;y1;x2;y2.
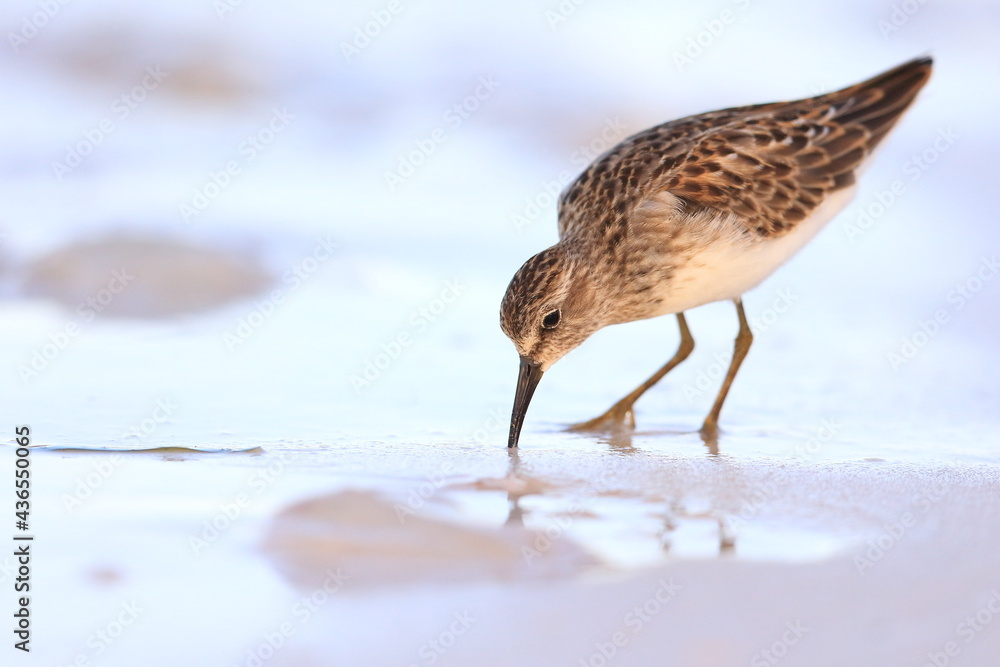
500;245;605;447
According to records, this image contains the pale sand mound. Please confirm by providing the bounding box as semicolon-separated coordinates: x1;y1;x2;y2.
262;490;599;590
21;235;271;318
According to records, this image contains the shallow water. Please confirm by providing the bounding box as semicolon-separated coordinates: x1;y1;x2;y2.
9;435;1000;666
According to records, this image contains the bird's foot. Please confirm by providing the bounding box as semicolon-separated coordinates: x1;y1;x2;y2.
567;402;637;433
699;420;720;454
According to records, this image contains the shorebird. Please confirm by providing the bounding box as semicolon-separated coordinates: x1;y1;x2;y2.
501;57;932;448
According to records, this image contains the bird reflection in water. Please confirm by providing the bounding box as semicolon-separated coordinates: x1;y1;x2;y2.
502;446;736;556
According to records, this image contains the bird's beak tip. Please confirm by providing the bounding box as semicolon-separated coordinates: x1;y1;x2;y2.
508;356;543;448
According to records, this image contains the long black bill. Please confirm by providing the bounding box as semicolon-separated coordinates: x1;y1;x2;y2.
508;356;544;448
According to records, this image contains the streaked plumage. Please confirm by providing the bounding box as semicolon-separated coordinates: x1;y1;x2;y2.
501;58;933;448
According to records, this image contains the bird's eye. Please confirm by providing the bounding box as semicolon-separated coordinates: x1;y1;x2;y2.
541;309;561;329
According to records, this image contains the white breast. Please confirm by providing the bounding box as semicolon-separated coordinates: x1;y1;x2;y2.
649;186;856;315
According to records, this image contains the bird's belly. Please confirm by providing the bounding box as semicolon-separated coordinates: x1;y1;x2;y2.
649;186;856;315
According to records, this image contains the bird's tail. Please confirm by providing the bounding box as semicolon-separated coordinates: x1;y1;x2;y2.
821;56;933;149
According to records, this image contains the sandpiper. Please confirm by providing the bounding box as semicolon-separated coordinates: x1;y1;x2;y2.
501;57;932;448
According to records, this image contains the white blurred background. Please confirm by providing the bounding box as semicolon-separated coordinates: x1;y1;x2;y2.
2;0;997;453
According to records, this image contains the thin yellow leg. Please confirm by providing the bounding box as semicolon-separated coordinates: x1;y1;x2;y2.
569;313;694;432
700;298;753;439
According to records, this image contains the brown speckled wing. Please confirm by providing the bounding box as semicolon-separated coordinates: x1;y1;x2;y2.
558;57;932;242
